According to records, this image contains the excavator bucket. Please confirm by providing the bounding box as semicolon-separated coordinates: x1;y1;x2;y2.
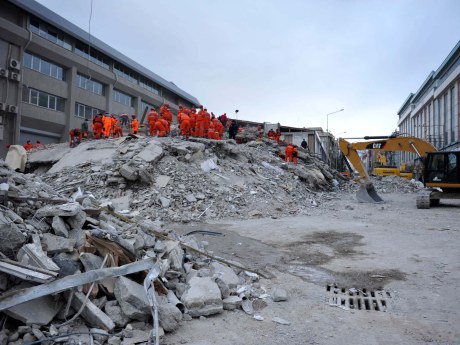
356;182;385;203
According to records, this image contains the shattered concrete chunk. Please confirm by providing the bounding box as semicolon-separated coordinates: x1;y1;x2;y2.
71;292;115;331
210;262;240;289
80;253;103;271
35;202;82;218
51;216;68;238
180;277;223;317
119;164;138;181
5;295;61;325
104;302;130;328
66;209;87;229
272;287;289;302
18;243;60;271
114;277;150;321
135;142;163;163
41;233;76;254
155;175;171;188
0;222;26;257
158;302;182;332
222;296;243;311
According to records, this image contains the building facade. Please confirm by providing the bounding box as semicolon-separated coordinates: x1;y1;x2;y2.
397;40;460;163
0;0;200;155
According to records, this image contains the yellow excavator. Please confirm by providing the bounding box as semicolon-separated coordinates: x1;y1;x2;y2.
339;136;460;207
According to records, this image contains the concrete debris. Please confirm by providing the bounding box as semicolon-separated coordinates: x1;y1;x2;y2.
272;287;289;302
272;317;291;325
0;136;360;343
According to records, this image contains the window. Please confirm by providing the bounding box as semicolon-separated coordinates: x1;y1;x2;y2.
23;52;65;80
75;42;110;69
75;103;100;120
76;74;104;95
29;17;72;50
139;77;160;95
22;87;65;111
114;62;138;84
113;89;132;106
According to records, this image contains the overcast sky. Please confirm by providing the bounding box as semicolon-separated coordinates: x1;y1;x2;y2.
36;0;460;138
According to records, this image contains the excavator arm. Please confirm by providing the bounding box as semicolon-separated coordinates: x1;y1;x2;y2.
338;136;437;203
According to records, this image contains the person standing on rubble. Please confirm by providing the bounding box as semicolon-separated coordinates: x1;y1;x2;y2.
81;119;89;139
275;129;281;144
228;120;238;140
285;143;294;162
131;115;139;135
160;103;172;130
301;139;308;150
292;145;299;164
147;108;159;136
69;128;82;147
92;113;104;139
23;140;33;151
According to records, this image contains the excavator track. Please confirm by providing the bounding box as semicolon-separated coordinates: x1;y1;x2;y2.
416;189;432;209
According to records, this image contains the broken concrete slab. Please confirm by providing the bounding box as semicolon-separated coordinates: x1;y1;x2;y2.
114;276;150;321
51;216;68;238
71;292;115;331
41;233;76;254
222;296;243;311
158;302;182;332
104;301;130;328
5;295;61;325
180;277;223;317
35;202;82;218
111;196;130;212
80;253;103;272
272;287;289;302
159;196;171;208
17;243;60;272
67;209;87;230
185;194;197;203
155;175;171;188
0;223;26;257
5;145;27;172
119;164;138;181
135;142;163;163
210;262;240;289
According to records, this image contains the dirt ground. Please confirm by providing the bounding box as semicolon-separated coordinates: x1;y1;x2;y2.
164;191;460;345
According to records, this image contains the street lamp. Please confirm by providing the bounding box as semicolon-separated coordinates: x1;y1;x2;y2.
235;109;239;120
326;108;344;133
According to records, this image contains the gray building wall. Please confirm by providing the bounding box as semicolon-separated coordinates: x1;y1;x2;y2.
0;0;199;157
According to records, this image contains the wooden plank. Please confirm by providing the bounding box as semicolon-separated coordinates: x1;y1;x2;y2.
0;258;157;311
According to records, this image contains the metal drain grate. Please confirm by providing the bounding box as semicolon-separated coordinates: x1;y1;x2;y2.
325;284;392;312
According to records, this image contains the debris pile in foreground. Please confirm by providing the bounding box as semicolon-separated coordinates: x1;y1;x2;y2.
0;137;346;344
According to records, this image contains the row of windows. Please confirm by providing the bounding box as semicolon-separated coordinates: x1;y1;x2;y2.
75;103;101;120
28;17;165;99
23;51;64;80
141;101;154;113
113;89;132;106
22;87;65;112
29;18;72;51
76;74;104;95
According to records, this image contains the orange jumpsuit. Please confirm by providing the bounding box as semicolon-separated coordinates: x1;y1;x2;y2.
155;118;168;137
267;130;275;140
113;124;123;138
23;142;33;151
131;118;139;134
160;105;172;127
275;130;281;144
102;115;112;138
180;114;191;137
92;115;104;139
196;109;204;137
285;144;294;162
213;118;224;140
147;110;159;136
69;129;82;146
189;109;197;137
202;110;211;137
292;146;299;164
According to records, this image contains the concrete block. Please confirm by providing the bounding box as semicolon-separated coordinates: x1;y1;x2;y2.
41;233;76;254
71;292;115;331
0;223;26;257
5;145;27;172
185;194;197;203
104;302;130;328
210;262;240;288
52;253;80;276
222;296;243;311
51;216;68;238
159;196;171;208
155;175;171;188
35;202;82;218
180;277;223;317
114;277;150;321
5;295;61;325
111;196;130;212
272;287;288;302
135;142;163;163
80;253;103;271
18;243;60;271
121;329;151;345
158;303;182;332
67;209;87;230
119;164;138;181
138;167;154;184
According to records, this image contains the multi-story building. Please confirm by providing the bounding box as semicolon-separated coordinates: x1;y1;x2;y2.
397;40;460;164
0;0;200;155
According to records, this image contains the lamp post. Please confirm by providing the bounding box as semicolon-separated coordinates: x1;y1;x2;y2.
326;108;344;133
235;109;239;121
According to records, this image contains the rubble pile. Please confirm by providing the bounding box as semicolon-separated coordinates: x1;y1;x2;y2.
32;136;345;223
0;160;291;344
371;175;424;194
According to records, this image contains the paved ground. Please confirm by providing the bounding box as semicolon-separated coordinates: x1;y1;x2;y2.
166;192;460;345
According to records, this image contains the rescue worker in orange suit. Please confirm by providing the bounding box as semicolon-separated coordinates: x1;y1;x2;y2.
23;140;33;151
131;115;139;135
155;118;168;137
285;143;294;162
292;145;299;164
147;108;159;136
102;113;112;138
160;104;172;129
112;122;123;138
202;108;211;138
177;105;185;125
69;128;82;147
180;112;191;138
195;105;204;137
189;107;197;137
275;129;281;144
267;129;275;140
92;113;104;139
207;118;216;139
34;140;43;148
213;117;224;140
